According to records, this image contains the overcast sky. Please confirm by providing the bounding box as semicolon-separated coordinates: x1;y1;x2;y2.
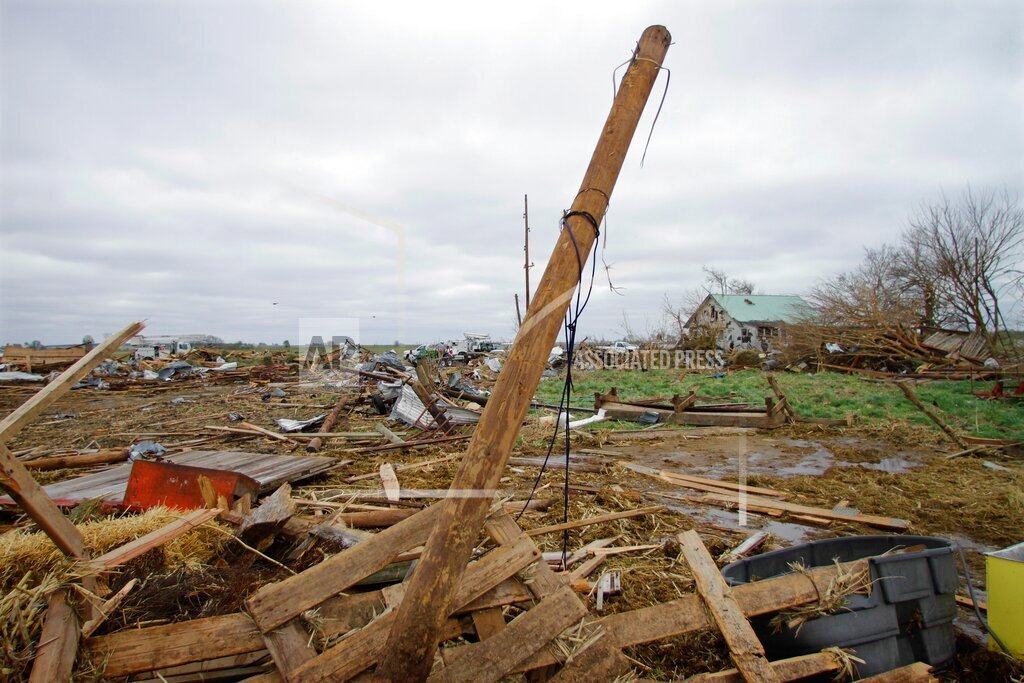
2;1;1022;346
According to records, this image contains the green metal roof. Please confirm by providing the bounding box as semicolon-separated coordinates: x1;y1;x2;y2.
711;294;812;324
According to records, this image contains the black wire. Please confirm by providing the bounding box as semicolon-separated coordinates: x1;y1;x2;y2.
516;212;600;566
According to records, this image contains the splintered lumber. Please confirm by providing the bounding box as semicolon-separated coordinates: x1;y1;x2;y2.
85;613;266;677
374;25;673;681
261;620;316;678
428;586;586;683
90;508;221;569
28;590;79;683
0;444;88;558
700;492;909;531
545;558;871;680
858;662;937;682
623;462;785;498
0;321;145;444
606;557;869;647
685;650;841;682
81;578;139;638
547;637;631;682
306;394;353;452
336;508;418;528
344;454;458;483
718;531;769;565
379;463;400;501
237;484;295;549
470;608;506;641
375;422;405;444
21;448;129;471
0;321;145;560
246;504;442;632
677;530;780;683
525;505;663;537
896;382;967;449
239;422;296;443
288;534;543;681
353;433;471;453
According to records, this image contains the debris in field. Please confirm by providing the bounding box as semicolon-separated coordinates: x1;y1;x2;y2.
128;440;166;460
0;371;45;382
276;414;327;433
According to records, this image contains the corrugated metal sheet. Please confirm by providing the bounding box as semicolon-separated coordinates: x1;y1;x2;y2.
923;329;988;360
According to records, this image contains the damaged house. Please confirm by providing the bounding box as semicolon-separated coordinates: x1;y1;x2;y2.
686;294;812;351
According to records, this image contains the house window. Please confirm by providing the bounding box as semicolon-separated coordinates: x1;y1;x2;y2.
758;326;778;338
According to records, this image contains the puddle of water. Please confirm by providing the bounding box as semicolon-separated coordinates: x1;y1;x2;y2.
845;455;921;474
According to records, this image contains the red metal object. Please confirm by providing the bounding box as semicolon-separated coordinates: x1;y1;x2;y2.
973;380;1024;400
123;460;259;511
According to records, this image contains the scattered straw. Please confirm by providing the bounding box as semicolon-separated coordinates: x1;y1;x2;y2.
0;563;90;681
0;507;230;590
769;560;873;634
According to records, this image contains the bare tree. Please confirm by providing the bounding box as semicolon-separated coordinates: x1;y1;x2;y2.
702;265;756;296
905;188;1023;341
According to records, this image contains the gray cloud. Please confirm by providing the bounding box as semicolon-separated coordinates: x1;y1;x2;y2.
2;0;1022;345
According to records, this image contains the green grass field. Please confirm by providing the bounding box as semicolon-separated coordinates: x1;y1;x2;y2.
534;368;1024;440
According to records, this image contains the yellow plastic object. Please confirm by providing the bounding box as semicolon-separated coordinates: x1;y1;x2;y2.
986;540;1024;658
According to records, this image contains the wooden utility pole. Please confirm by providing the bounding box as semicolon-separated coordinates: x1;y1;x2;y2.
524;193;532;313
374;25;671;681
514;293;523;327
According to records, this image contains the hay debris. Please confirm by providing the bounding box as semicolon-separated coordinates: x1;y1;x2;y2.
0;507;230;590
769;560;873;634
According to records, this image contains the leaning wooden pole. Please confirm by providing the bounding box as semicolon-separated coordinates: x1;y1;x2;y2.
374;25;671;681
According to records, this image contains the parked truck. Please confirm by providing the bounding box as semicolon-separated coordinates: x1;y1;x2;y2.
130;337;193;361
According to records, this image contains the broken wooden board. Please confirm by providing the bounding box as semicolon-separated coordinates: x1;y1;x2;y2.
1;450;339;507
684;650;841;682
596;400;787;429
428;586;586;683
622;462;785;498
699;492;910;531
677;530;780;682
89;508;220;569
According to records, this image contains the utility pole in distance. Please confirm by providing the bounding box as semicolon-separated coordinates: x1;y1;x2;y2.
524;194;533;315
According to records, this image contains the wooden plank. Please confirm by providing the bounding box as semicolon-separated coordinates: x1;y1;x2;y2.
85;613;265;677
245;504;441;632
306;393;353;453
684;650;840;682
700;492;909;531
373;26;673;681
81;578;139;637
0;443;87;557
858;662;936;682
652;468;785;498
525;506;663;537
379;463;400;501
471;608;507;641
595;558;870;650
428;586;587;683
677;530;780;683
344;454;458;483
289;534;541;681
375;422;405;444
90;508;220;569
546;636;631;682
261;620;316;682
28;590;79;683
22;449;128;471
239;422;297;443
0;321;144;443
